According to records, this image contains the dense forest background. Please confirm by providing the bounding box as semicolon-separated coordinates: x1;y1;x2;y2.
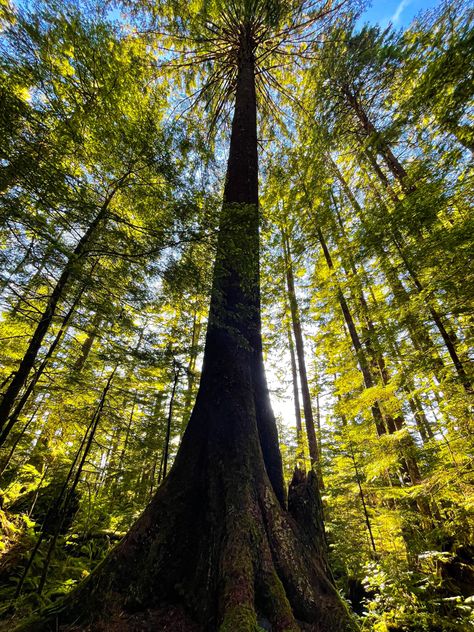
0;0;472;630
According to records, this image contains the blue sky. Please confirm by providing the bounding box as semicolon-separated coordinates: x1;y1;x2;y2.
13;0;444;30
362;0;441;27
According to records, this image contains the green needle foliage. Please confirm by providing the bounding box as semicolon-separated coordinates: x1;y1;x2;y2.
0;0;473;630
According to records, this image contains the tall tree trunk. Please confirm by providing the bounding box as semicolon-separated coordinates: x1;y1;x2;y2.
343;86;414;194
162;361;181;480
313;221;427;493
0;193;114;434
0;287;83;448
357;142;472;393
21;37;355;632
330;193;434;453
182;310;202;426
392;235;472;394
331;158;469;391
287;318;304;458
73;311;102;373
314;220;386;436
114;389;139;483
348;443;377;554
282;229;321;477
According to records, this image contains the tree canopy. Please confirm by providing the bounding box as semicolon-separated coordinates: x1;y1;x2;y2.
0;0;473;630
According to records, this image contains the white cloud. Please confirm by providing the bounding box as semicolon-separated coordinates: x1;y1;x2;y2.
391;0;412;23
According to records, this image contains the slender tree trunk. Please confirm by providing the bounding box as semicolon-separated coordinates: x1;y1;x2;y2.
37;368;116;595
315;395;322;461
0;195;113;433
282;229;321;477
343;86;414;194
73;311;102;373
409;390;434;442
114;390;139;480
331;194;435;452
313;221;429;495
332;157;471;391
358;144;472;393
0;235;36;295
349;444;376;554
314;221;386;435
0;288;83;448
182;311;202;426
162;361;181;480
0;400;42;475
386;216;472;393
287;318;303;454
14;379;112;599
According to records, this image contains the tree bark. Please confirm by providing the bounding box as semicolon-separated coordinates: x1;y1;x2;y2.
287;318;304;458
282;229;321;478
